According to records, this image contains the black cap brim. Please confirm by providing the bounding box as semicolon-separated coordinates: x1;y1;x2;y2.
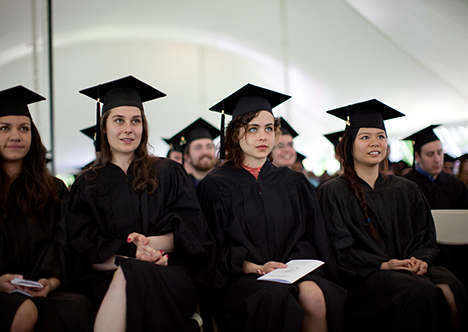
80;125;97;141
79;75;166;104
324;130;345;148
209;83;291;118
327;99;405;130
0;85;45;118
279;117;299;138
403;124;441;151
295;152;306;163
169;118;219;150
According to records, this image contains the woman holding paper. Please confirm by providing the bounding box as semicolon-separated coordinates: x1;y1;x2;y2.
0;86;94;331
197;84;346;332
317;100;468;332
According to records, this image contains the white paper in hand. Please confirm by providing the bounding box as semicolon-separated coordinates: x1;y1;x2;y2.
257;259;324;284
11;278;44;288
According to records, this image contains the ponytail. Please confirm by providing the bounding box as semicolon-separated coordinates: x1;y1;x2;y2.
337;131;382;242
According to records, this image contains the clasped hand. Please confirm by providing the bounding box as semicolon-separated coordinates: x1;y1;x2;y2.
127;232;168;266
381;257;428;275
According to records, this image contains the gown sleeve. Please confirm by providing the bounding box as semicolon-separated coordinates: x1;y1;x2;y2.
404;184;439;264
197;175;248;289
294;174;341;283
38;178;69;280
63;173;124;268
153;161;213;258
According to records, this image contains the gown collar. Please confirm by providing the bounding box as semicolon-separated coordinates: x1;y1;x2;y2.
357;172;385;191
415;165;435;182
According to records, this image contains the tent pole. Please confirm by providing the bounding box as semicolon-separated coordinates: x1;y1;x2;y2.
47;0;55;175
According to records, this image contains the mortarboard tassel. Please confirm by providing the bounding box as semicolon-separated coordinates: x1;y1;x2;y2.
95;86;101;152
219;100;226;160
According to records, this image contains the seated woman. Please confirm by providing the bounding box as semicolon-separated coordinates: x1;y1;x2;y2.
62;76;212;332
197;84;346;332
0;86;94;332
317;99;468;332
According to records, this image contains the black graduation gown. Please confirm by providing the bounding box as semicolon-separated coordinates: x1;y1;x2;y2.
197;160;346;332
188;173;201;189
317;174;468;332
0;176;94;332
404;169;468;287
63;157;212;332
404;169;468;209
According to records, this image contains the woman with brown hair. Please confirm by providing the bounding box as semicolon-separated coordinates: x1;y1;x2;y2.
317;99;468;332
0;85;94;332
197;84;346;332
62;76;212;332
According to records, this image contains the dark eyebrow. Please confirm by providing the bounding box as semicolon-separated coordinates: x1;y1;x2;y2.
248;123;274;127
110;114;142;120
0;122;30;126
358;130;385;135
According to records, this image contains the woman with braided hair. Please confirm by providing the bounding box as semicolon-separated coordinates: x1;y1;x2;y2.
317;99;468;332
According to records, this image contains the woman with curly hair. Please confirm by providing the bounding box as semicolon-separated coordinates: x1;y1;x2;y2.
62;76;212;332
0;85;94;332
197;84;346;332
317;100;468;332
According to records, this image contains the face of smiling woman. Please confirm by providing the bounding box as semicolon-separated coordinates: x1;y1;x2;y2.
0;115;32;165
352;127;387;169
271;133;296;167
104;106;143;161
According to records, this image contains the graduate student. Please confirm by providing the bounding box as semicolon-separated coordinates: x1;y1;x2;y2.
443;153;456;175
317;99;468;332
62;76;212;332
0;86;94;332
403;126;468;287
456;154;468;188
174;118;219;188
79;124;97;171
271;117;298;167
197;83;346;332
403;125;468;209
162;135;184;164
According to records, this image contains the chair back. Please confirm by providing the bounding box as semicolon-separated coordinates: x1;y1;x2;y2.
431;209;468;245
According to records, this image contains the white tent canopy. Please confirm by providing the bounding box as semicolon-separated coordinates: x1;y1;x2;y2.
1;0;468;178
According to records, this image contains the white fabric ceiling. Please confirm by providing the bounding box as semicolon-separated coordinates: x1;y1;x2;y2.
1;0;468;176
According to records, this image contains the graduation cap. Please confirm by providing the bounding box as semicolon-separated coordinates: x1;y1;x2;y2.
0;85;45;118
402;124;441;152
324;130;344;149
80;125;97;141
162;137;184;154
444;153;455;163
295;151;306;163
457;153;468;162
169;118;219;152
79;76;166;152
327;99;405;132
209;83;291;158
279;117;299;138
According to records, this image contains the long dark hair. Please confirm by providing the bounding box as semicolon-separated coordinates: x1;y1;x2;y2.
225;110;281;168
337;129;388;241
0;120;60;224
92;108;158;194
